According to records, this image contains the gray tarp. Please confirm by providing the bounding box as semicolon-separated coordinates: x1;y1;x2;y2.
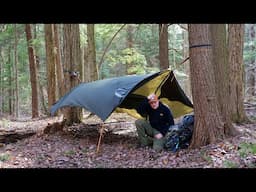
50;70;193;121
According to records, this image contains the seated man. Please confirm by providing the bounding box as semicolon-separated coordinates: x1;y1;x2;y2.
135;93;175;151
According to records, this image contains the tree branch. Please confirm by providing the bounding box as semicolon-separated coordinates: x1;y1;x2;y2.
175;57;190;69
98;24;126;70
168;47;182;55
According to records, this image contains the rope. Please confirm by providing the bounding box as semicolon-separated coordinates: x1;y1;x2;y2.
189;44;212;49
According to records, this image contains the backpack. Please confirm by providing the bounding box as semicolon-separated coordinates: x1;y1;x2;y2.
165;114;194;152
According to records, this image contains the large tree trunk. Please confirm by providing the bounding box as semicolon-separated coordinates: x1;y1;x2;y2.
228;24;249;123
63;24;82;125
25;24;39;118
210;24;238;136
44;24;56;114
159;24;169;70
188;24;225;148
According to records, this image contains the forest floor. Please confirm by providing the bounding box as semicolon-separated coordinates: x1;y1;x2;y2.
0;103;256;168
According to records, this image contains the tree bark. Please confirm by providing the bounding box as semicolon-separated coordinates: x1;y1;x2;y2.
7;46;12;115
0;48;5;116
246;24;256;102
188;24;225;148
182;25;192;100
14;24;19;118
0;48;2;116
210;24;238;136
53;24;65;99
63;24;82;125
228;24;249;123
87;24;98;81
44;24;56;114
159;24;169;70
25;24;39;118
126;24;135;74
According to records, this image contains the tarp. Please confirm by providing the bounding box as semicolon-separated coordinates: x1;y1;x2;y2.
50;70;193;121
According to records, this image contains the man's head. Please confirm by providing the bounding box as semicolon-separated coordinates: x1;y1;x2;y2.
147;93;159;109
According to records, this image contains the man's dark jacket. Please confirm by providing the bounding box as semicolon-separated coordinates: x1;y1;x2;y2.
136;99;174;135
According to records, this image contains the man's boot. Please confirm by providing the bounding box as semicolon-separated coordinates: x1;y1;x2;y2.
153;137;166;152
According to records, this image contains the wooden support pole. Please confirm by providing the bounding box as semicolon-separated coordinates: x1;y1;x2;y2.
96;123;104;153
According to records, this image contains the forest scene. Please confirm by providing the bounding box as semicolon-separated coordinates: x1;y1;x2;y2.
0;24;256;168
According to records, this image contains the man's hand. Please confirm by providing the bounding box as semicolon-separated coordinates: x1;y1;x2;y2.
154;133;163;139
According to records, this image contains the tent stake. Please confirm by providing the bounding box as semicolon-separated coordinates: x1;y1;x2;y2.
96;123;104;153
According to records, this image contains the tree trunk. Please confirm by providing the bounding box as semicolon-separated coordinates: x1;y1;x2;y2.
182;25;192;100
53;24;65;99
44;24;56;114
25;24;39;118
0;48;4;116
87;24;98;81
7;46;12;115
83;46;88;82
14;24;19;118
159;24;169;70
228;24;249;123
188;24;225;148
210;24;238;136
37;56;48;114
126;24;134;74
33;25;47;115
246;24;256;102
0;48;2;116
63;24;82;125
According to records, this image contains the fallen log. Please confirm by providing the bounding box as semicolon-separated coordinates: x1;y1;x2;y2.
0;130;36;144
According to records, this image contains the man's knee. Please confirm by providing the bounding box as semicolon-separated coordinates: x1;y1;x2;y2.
154;133;163;139
135;119;146;127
